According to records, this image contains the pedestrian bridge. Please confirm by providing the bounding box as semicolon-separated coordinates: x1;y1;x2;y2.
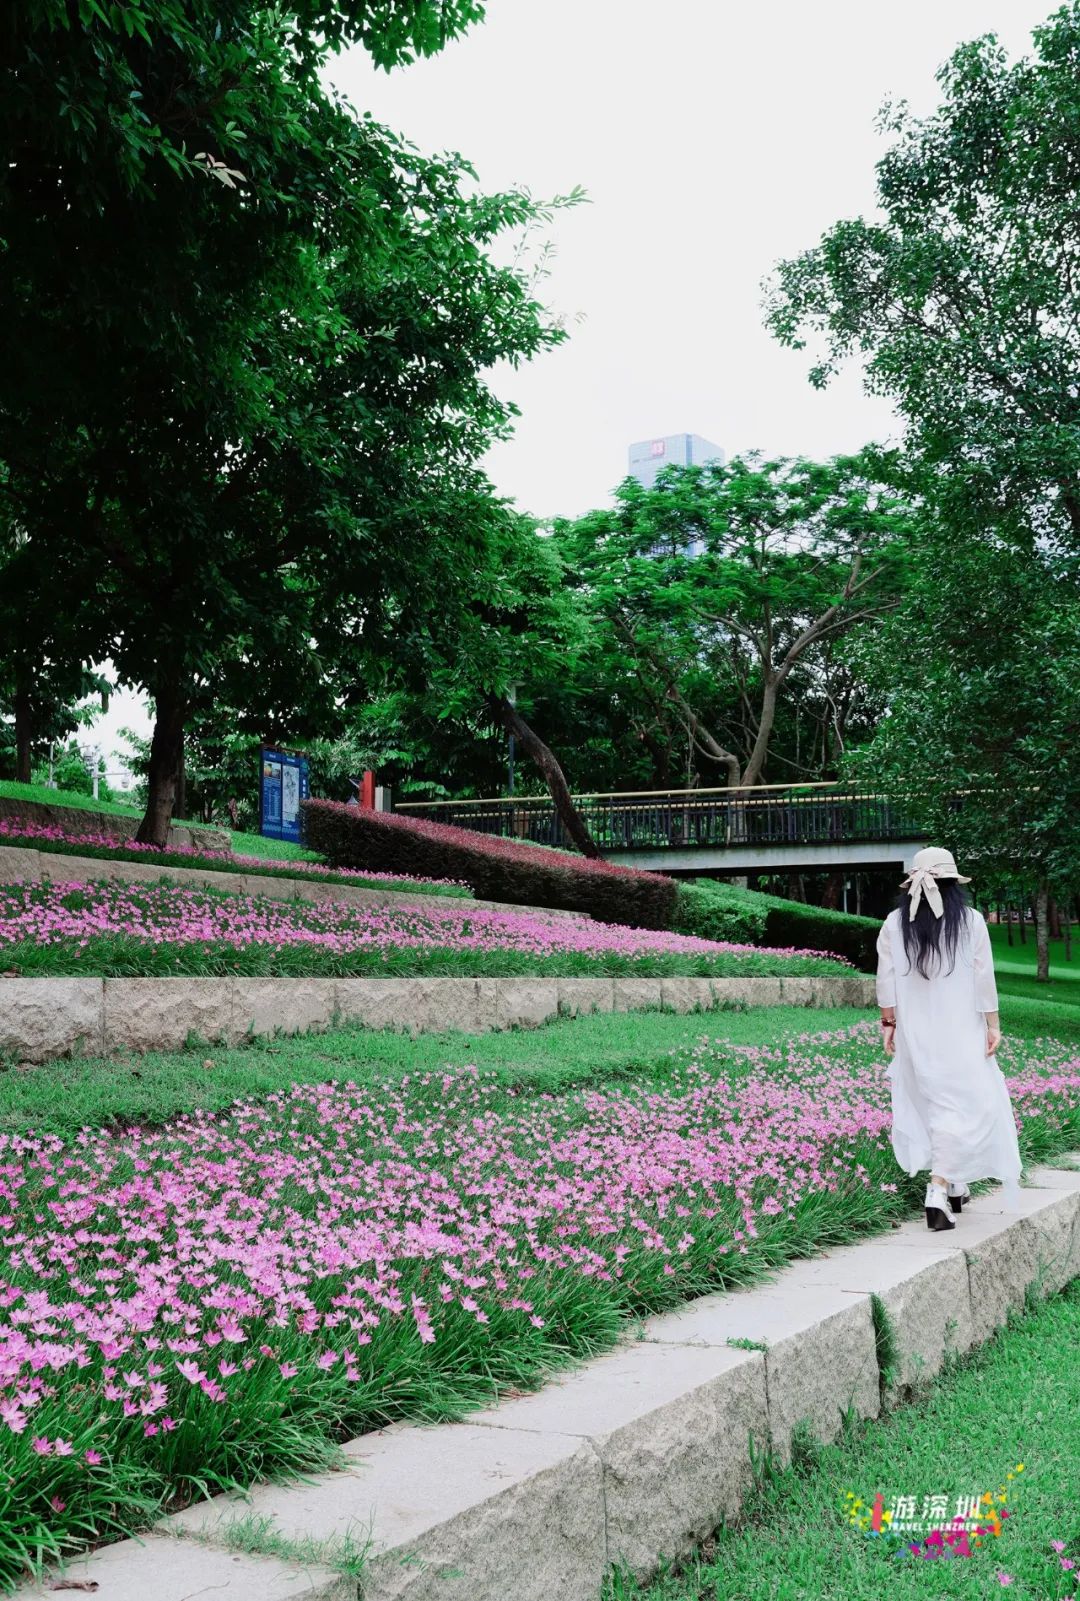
393;783;927;875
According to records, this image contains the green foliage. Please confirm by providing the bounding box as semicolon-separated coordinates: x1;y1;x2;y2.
31;741;114;804
1;0;570;842
674;879;880;970
556;452;913;791
845;536;1080;905
672;881;769;946
768;6;1080;552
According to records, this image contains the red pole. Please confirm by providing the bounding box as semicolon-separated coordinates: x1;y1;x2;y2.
360;770;376;809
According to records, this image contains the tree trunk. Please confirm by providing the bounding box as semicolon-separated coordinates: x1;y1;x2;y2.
135;684;187;848
740;676;779;788
1006;904;1014;946
1034;882;1051;983
1019;905;1027;944
488;696;601;858
175;739;187;822
1065;901;1073;963
13;671;32;784
821;870;843;910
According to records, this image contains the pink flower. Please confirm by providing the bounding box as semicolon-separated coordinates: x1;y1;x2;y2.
49;1495;65;1514
279;1362;298;1380
31;1437;52;1455
85;1449;102;1466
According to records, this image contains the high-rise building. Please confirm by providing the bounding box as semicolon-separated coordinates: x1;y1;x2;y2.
627;432;724;491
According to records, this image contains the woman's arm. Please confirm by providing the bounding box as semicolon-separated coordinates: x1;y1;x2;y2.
876;919;897;1057
973;914;1002;1055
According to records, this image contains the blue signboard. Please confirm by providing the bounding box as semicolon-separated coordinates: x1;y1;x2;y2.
260;746;310;844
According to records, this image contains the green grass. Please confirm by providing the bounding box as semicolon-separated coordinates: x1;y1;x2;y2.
607;1279;1080;1601
0;779;331;863
989;921;1078;975
0;1004;865;1139
225;829;321;862
0;778;144;819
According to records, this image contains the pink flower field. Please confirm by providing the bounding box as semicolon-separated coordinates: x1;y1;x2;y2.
0;1022;1078;1582
0;878;852;979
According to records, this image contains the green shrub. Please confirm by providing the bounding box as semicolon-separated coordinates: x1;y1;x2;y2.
674;878;879;970
672;881;767;945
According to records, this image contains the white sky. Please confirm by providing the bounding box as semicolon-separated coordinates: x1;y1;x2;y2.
97;0;1050;762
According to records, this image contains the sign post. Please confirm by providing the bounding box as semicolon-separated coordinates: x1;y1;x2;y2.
259;745;310;844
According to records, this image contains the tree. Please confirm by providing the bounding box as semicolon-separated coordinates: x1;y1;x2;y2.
846;535;1080;981
557;454;913;790
371;510;605;854
766;6;1080;556
1;1;566;844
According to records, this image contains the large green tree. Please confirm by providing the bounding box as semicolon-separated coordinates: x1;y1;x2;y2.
846;534;1080;980
766;5;1080;554
1;0;564;843
556;453;913;791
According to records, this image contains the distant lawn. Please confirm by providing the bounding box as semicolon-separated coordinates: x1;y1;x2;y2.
989;920;1078;977
0;778;143;819
0;779;316;861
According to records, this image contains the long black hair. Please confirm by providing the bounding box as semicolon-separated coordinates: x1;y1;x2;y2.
898;878;971;980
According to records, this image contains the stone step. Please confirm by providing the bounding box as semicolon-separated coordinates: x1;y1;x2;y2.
0;973;875;1063
18;1532;351;1600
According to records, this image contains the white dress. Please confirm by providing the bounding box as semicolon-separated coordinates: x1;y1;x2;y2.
876;907;1021;1204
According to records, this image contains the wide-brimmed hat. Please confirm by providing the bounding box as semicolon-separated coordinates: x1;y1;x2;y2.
900;846;971;921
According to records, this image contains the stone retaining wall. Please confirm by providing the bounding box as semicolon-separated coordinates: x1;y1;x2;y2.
0;973;875;1063
0;795;231;853
0;843;591;922
22;1160;1080;1600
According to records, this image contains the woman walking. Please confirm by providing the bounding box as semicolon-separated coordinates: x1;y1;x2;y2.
876;846;1022;1230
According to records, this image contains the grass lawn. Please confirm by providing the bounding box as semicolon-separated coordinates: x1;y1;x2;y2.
608;1279;1080;1601
0;779;145;820
0;779;318;862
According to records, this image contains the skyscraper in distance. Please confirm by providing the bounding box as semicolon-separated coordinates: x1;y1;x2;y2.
627;432;724;491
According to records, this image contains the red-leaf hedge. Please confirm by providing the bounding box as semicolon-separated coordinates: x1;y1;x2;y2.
301;801;678;929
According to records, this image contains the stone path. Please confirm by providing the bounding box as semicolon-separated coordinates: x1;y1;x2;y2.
21;1156;1080;1600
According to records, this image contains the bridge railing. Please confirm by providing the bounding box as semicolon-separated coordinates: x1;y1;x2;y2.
392;784;928;854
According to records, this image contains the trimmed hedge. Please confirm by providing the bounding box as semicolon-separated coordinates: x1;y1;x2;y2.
670;881;768;946
302;800;679;929
674;878;879;971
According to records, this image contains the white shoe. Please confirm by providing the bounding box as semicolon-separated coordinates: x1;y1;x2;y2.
925;1182;955;1232
946;1182;971;1214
